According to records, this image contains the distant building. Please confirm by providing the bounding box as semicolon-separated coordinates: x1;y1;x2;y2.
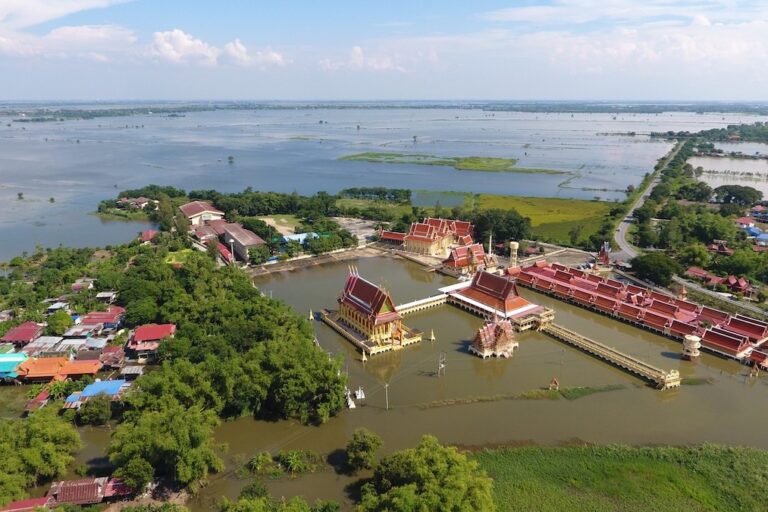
80;305;125;330
139;230;159;243
179;200;225;225
735;217;755;228
222;223;267;262
0;353;28;380
470;318;519;358
118;196;152;210
63;380;131;410
706;240;734;256
71;277;96;293
380;218;474;257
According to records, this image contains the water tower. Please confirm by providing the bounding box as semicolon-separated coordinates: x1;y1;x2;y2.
682;335;701;361
509;241;519;268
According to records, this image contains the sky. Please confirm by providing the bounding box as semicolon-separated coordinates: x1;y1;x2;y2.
1;0;767;101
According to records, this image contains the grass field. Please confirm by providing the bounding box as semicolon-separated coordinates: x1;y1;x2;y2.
164;249;195;265
472;194;613;243
473;444;768;512
257;214;301;235
340;152;565;175
336;198;416;218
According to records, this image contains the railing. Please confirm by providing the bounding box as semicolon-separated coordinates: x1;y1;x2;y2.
542;323;680;390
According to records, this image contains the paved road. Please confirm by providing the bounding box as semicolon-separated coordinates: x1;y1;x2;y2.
671;275;767;317
613;140;684;261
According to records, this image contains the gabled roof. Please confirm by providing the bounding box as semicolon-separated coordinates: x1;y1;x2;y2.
455;271;532;314
49;478;106;505
140;230;159;242
338;272;401;325
16;357;68;379
1;322;43;344
443;243;486;268
132;324;176;342
0;497;51;511
179;201;224;218
222;223;266;247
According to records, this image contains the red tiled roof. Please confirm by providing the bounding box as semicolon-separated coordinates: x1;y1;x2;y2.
16;357;68;379
1;497;51;511
81;306;125;325
179;201;224;218
60;360;101;376
133;324;176;342
1;322;43;345
49;478;105;505
456;271;532;314
380;230;405;242
338;273;400;325
443;243;486;268
735;217;753;224
217;242;234;263
140;230;159;242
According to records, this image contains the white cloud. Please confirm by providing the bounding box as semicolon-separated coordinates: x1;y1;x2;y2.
319;45;404;71
0;0;131;30
222;38;287;68
150;29;219;66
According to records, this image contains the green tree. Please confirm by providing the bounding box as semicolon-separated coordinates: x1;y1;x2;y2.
77;394;113;425
677;244;711;268
358;435;495;512
116;456;155;492
631;253;682;286
46;309;73;335
239;479;269;500
249;245;271;265
0;407;82;506
346;428;382;471
109;403;223;487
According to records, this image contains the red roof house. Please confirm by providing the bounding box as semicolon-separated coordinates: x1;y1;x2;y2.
1;322;43;346
735;217;755;228
127;324;176;358
0;497;51;511
139;230;159;243
453;271;538;317
178;201;225;225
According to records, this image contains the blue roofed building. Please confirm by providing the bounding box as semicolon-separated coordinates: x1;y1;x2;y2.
744;226;763;238
0;352;28;379
756;233;768;246
63;379;131;409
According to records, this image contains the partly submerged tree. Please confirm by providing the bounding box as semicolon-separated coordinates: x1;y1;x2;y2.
346;428;382;471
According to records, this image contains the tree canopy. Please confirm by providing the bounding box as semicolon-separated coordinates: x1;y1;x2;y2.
358;435;495;512
631;253;682;286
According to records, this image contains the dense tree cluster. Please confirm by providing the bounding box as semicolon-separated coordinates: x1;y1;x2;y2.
0;408;82;506
339;187;411;204
631;253;682;287
358;435;495;512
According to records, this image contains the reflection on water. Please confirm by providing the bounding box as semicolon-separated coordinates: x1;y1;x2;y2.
689;156;768;196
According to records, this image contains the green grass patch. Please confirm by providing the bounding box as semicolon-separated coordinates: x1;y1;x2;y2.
473;444;768;512
558;384;626;400
336;198;416;218
340;152;566;175
94;208;150;221
163;249;195;265
473;194;613;244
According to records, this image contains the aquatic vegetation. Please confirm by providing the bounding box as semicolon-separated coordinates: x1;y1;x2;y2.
340;152;567;174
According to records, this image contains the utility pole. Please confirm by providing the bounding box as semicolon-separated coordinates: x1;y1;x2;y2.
384;383;389;411
438;352;446;377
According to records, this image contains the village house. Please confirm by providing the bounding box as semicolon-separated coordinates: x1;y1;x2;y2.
0;352;28;380
80;305;125;331
47;477;132;507
95;291;119;304
63;379;131;410
706;240;734;256
139;229;159;244
44;301;70;316
126;323;176;360
0;321;43;346
222;223;267;262
20;336;63;356
179;200;225;225
118;196;153;210
71;277;96;293
735;216;755;229
100;346;126;369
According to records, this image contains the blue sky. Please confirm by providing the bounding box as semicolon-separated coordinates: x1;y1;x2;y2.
1;1;767;100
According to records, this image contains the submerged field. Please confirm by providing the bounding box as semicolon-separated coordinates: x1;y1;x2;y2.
473;444;768;512
471;194;612;243
340;152;566;174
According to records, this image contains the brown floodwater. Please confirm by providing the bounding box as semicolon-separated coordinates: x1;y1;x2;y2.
188;255;768;510
4;254;766;510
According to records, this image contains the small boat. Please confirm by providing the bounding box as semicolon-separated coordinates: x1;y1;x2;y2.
354;386;365;400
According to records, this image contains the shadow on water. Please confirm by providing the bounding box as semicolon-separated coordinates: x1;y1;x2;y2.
326;449;351;476
661;351;682;360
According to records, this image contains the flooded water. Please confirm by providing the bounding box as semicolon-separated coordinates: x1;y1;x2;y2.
689;156;768;196
184;255;768;509
3;108;767;261
715;142;768;155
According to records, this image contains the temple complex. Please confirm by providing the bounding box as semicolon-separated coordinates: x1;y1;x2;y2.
380;218;474;257
322;268;422;355
470;318;519;358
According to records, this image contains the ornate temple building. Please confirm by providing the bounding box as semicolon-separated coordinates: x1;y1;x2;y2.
470;318;519;358
323;268;422;355
442;243;497;276
380;218;474;257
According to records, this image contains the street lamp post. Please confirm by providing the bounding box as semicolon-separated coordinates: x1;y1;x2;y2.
228;238;235;264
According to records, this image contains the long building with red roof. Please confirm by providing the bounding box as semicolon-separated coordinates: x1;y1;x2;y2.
1;322;43;346
510;261;767;361
126;324;176;360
